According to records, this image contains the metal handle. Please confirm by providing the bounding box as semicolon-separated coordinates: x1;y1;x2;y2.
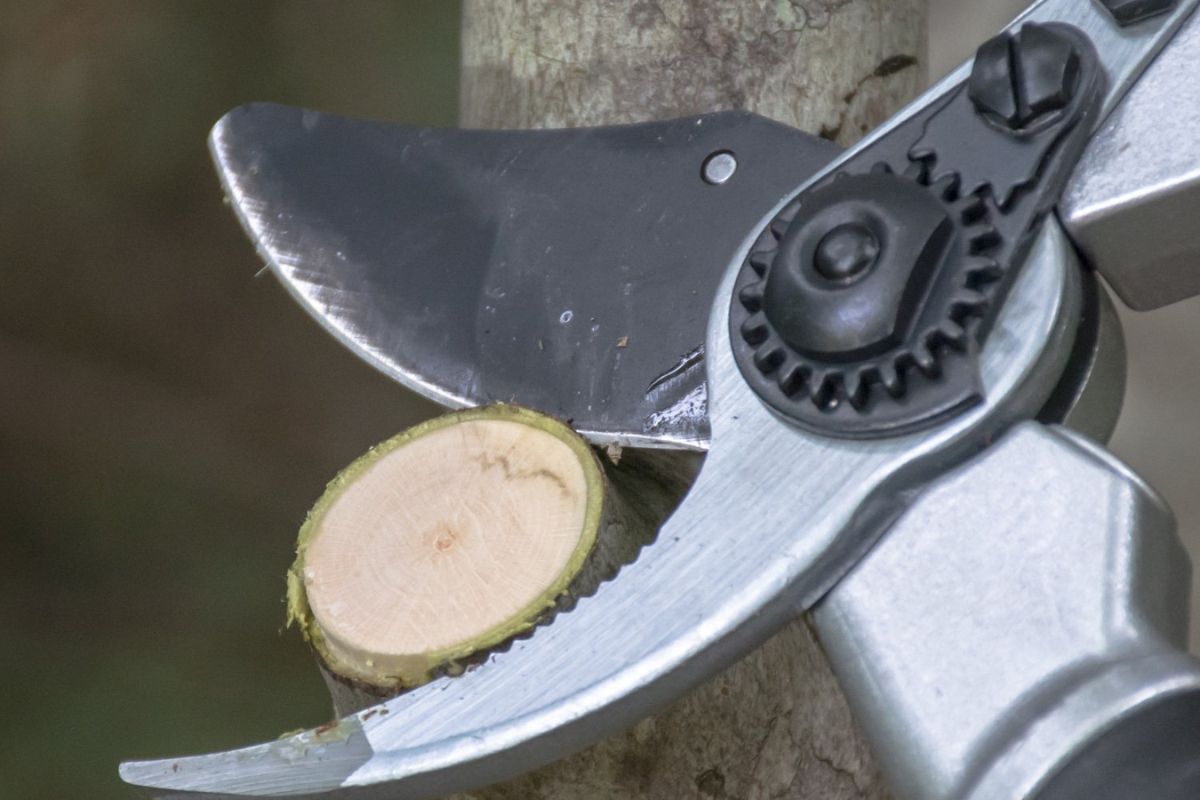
1063;5;1200;310
813;422;1200;800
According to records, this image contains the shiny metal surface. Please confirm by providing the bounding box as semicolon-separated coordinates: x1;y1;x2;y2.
1038;275;1127;442
814;422;1200;800
1063;7;1200;310
1059;281;1126;441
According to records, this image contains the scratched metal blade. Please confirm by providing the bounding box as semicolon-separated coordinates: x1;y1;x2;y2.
210;105;839;449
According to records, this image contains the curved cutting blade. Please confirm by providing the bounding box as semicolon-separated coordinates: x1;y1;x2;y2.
210;105;839;449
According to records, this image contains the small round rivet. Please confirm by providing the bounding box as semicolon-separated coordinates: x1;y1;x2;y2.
702;150;737;185
814;222;879;282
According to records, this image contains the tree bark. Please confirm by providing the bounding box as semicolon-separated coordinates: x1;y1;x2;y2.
455;2;926;798
461;0;924;146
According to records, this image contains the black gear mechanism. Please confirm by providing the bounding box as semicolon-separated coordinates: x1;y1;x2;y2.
727;21;1102;439
729;159;1005;438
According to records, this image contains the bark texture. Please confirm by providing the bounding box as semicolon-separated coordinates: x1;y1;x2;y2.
461;0;925;146
455;1;926;798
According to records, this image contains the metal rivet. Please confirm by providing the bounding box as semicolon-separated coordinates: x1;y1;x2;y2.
702;150;737;185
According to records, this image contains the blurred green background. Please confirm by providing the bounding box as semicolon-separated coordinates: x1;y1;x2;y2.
1;3;455;797
5;2;1200;798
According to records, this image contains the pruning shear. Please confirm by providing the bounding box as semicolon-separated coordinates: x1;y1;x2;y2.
121;1;1200;797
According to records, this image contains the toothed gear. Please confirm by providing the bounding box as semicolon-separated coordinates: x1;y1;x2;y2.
729;160;1004;438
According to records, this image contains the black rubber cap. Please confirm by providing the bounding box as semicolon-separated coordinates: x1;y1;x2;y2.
761;173;953;360
813;223;879;282
1097;0;1176;25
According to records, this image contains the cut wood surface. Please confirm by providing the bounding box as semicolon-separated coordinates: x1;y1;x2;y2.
289;405;697;715
290;406;599;687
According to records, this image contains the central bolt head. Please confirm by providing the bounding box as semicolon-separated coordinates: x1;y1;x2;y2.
967;23;1081;132
813;222;879;282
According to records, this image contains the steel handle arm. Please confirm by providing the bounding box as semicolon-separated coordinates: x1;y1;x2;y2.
814;422;1200;800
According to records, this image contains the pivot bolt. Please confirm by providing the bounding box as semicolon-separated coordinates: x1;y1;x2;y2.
968;23;1081;132
814;222;879;283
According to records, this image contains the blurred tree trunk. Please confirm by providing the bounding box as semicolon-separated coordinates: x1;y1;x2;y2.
455;2;925;798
